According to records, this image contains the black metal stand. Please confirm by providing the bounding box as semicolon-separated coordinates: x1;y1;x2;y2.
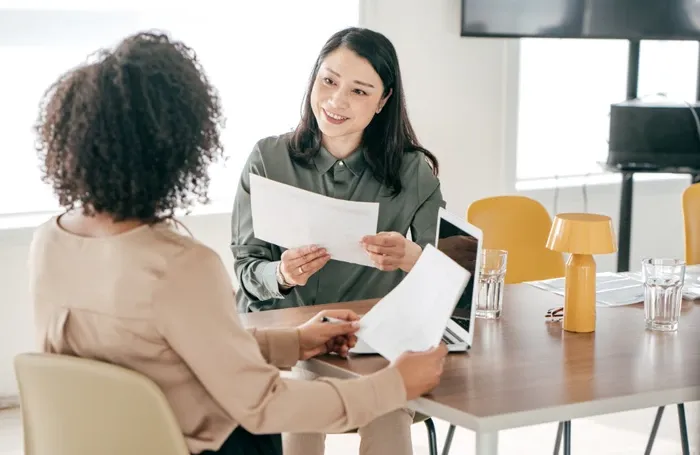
617;171;635;272
615;40;640;272
615;40;700;271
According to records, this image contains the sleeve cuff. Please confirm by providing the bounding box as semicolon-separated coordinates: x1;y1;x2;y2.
265;328;301;368
261;260;286;300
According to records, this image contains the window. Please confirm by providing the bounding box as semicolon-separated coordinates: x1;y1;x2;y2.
516;38;699;182
0;3;359;216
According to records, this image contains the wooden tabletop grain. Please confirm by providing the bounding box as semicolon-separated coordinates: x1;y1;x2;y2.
240;284;700;432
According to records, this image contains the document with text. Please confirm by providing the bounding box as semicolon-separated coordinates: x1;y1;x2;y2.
249;173;379;267
355;244;471;361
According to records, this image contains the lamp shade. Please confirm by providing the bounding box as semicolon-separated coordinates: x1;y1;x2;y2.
546;213;617;255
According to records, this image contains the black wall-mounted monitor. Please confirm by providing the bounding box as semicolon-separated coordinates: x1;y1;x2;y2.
461;0;700;40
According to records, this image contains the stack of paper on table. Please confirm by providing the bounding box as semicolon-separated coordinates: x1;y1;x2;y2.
249;174;379;267
352;244;471;361
528;269;700;307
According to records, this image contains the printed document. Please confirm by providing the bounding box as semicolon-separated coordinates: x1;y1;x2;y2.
529;269;700;306
249;173;379;267
355;244;471;361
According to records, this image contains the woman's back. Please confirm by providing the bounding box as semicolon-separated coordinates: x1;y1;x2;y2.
30;217;240;453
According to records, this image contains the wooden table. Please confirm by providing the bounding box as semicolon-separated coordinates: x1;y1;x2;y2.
240;284;700;454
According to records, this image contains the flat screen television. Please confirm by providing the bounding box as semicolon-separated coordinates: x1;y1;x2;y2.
461;0;700;40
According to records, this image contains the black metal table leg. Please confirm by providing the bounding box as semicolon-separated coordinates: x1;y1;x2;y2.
644;406;665;455
441;424;456;455
563;420;572;455
678;404;690;455
553;422;564;454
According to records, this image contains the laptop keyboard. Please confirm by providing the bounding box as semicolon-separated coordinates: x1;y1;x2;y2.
441;320;466;345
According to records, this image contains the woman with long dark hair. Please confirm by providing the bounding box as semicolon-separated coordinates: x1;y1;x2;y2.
29;31;448;455
231;27;444;455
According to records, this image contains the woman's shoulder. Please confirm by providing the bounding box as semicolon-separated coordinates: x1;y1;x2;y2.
147;222;219;261
28;217;225;283
243;132;303;181
147;226;232;292
250;132;293;160
401;148;440;185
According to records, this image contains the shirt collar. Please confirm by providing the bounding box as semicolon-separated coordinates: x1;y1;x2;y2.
313;145;367;176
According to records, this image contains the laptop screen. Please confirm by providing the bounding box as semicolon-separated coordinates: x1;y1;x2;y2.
436;217;479;325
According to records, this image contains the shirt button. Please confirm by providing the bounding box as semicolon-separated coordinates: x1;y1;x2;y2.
338;161;344;167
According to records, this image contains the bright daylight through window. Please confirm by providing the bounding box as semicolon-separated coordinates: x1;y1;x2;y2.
0;3;359;216
516;39;699;183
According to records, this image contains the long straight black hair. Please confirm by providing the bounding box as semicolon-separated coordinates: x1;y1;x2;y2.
288;27;439;196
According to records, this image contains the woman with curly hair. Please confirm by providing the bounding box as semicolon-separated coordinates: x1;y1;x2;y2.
28;31;447;455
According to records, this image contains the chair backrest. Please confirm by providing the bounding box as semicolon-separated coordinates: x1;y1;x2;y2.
682;182;700;265
467;195;565;284
14;353;189;455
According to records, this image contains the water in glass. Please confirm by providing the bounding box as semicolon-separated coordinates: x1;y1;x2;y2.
642;258;685;332
476;249;507;319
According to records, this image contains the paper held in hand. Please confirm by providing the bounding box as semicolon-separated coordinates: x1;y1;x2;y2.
249;173;379;267
355;244;472;361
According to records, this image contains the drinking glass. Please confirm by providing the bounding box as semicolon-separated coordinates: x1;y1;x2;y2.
642;258;685;332
476;249;508;319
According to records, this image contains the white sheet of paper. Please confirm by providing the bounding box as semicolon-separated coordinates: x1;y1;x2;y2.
355;244;471;361
249;173;379;267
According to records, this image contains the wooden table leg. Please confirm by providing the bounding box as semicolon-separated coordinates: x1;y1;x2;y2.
475;431;498;455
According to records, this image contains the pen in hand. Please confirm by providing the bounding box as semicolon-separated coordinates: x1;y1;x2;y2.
321;316;348;324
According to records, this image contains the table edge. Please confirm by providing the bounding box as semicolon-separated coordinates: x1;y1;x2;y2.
301;359;700;432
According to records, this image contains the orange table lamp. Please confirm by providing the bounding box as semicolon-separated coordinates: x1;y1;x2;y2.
546;213;617;333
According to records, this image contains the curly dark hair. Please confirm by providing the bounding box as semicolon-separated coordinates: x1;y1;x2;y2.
34;31;224;222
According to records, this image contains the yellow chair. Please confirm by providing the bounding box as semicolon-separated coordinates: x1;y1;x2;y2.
467;195;565;284
682;182;700;265
14;353;189;455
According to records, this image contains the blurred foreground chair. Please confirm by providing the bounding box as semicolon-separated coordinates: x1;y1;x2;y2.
14;352;189;455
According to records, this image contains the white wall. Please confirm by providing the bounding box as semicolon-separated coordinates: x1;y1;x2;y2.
361;0;517;216
0;0;691;401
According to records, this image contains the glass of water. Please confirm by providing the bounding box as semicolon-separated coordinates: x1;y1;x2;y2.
476;249;508;319
642;258;685;332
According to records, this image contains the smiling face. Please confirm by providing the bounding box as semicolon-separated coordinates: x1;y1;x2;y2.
310;46;391;149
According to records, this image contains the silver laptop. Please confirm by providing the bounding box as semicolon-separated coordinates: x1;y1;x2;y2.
348;208;482;355
435;207;483;352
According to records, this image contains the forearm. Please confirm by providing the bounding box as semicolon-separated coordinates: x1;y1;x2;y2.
247;327;301;367
234;256;287;304
239;367;406;435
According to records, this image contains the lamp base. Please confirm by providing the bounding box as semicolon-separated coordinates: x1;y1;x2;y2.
563;253;596;333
